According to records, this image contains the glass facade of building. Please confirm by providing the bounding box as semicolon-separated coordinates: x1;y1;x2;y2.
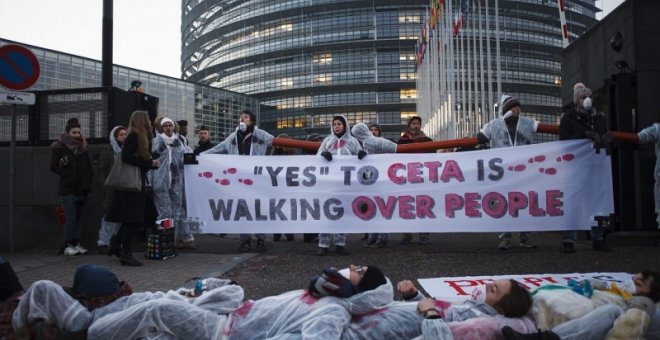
182;0;598;142
0;38;259;145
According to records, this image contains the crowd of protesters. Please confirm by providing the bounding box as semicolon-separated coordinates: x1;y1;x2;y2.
48;81;659;263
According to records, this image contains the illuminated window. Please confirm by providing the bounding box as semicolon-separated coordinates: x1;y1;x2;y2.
279;23;293;32
279;78;293;88
400;89;417;99
399;34;417;40
315;74;332;83
400;53;415;61
399;14;420;23
313;53;333;64
400;72;417;80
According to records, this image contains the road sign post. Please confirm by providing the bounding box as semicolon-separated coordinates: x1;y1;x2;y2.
0;44;40;253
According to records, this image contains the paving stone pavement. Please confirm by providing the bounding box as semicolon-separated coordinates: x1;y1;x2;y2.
2;231;659;299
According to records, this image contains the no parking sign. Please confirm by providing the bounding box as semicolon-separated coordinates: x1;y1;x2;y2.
0;44;40;91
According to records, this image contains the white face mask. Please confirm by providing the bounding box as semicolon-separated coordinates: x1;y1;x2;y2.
239;122;247;132
338;268;351;280
582;97;592;110
469;285;487;304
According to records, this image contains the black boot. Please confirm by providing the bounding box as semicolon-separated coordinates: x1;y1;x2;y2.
120;252;143;266
0;260;24;300
501;326;560;340
108;233;121;258
118;224;142;266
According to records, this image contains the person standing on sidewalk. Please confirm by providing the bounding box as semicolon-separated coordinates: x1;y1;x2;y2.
193;125;215;156
203;109;274;252
397;116;433;245
106;111;160;266
558;83;613;253
151;118;195;250
316;115;363;255
637;121;660;232
478;95;538;250
352;123;397;248
49;118;93;256
96;126;127;254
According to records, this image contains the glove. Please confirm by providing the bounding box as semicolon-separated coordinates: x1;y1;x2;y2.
321;151;333;161
357;150;367;160
308;268;358;298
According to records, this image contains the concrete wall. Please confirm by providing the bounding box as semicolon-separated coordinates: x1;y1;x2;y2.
561;0;660;230
0;145;107;252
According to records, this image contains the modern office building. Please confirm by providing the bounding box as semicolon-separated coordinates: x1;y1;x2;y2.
182;0;599;142
0;38;259;145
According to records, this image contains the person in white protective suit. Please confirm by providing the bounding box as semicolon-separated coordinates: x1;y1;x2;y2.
150;117;195;249
89;264;389;340
478;95;539;251
202;109;274;252
351;122;397;248
637;122;660;231
10;264;243;339
316;115;364;256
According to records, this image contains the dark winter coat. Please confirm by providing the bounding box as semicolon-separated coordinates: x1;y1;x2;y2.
193;140;215;156
49;141;93;196
559;104;608;141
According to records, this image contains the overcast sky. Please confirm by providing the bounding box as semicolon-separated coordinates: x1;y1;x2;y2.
0;0;625;79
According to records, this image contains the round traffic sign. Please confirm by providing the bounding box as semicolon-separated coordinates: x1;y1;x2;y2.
0;44;40;91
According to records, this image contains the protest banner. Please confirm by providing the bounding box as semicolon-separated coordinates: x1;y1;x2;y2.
417;272;630;304
184;140;613;234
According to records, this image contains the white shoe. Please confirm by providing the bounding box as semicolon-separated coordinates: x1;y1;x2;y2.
498;239;511;250
75;244;88;254
64;245;80;256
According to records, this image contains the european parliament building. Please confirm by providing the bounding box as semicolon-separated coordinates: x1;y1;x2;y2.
182;0;599;141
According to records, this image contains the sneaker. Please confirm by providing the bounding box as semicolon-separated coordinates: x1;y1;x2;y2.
184;240;196;250
74;244;88;254
363;239;377;247
561;242;575;253
498;239;511;250
63;245;80;256
399;236;412;245
370;240;388;248
238;240;251;252
592;239;611;252
519;239;537;249
256;239;266;252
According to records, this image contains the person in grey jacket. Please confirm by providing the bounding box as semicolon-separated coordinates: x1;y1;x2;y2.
316;115;363;256
202;109;274;252
478;95;538;251
351;122;396;248
638;122;660;230
150;118;194;250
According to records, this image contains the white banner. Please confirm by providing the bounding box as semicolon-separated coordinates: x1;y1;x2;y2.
418;272;631;304
184;140;613;234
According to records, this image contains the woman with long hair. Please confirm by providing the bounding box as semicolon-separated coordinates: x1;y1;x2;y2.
96;125;127;253
106;111;159;266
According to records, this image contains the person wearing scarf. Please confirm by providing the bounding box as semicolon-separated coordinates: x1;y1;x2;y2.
150;118;195;250
49;118;93;256
202;109;274;252
478;95;538;251
397;116;433;245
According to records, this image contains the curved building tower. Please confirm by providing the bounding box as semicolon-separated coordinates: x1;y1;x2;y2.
182;0;598;141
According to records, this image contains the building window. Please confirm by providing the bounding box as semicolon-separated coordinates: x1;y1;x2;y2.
313;53;333;64
400;89;417;99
